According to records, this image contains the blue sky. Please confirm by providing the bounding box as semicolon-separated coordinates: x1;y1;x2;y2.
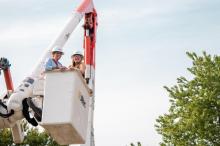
1;0;220;146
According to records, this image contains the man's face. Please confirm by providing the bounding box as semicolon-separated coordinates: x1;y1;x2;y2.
53;52;62;61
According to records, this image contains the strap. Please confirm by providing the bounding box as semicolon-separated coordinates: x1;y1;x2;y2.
22;98;38;126
0;99;14;118
52;59;59;68
26;97;42;122
0;99;7;109
0;110;14;118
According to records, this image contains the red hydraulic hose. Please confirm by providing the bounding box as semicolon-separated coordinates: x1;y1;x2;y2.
3;68;14;91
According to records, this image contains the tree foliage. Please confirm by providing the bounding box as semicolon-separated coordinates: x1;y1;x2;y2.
130;142;141;146
0;121;64;146
155;52;220;146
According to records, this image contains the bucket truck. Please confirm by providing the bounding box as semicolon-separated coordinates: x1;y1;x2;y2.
0;0;97;145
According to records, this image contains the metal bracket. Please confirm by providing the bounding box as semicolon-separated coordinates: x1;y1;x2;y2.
0;57;11;75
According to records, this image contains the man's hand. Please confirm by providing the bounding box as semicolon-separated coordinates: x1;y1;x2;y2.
60;66;67;72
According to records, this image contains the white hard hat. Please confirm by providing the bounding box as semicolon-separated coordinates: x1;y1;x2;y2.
52;46;64;54
71;51;84;57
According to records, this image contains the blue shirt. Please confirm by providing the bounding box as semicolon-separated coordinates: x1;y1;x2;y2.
44;58;63;71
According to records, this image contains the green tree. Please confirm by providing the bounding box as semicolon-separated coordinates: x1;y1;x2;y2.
155;52;220;146
0;128;13;145
0;121;64;146
130;142;141;146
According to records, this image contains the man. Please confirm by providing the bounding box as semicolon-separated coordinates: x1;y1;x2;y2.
45;46;66;71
